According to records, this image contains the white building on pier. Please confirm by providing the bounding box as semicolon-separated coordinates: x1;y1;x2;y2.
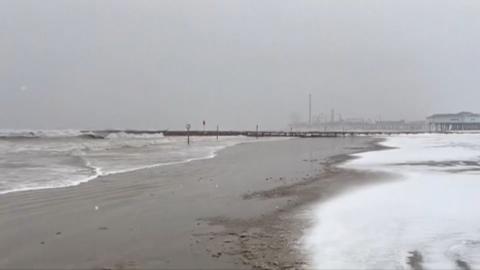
427;112;480;131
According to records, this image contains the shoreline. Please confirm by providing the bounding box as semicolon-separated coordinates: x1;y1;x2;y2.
0;136;274;196
200;137;392;269
0;137;390;269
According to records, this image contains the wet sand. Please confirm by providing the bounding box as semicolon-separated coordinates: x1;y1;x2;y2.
0;137;385;269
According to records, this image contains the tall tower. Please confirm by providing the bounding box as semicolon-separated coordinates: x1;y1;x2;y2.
331;109;335;123
309;93;312;126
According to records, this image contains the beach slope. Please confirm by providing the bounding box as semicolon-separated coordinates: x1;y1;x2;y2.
0;137;380;269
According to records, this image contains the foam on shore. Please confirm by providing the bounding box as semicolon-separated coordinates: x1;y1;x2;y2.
305;134;480;269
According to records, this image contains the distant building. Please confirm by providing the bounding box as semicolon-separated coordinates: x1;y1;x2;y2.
375;120;406;130
427;112;480;131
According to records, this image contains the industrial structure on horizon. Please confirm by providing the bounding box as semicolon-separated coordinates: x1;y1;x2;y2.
427;112;480;131
290;117;426;131
291;111;480;132
295;95;480;132
292;94;425;131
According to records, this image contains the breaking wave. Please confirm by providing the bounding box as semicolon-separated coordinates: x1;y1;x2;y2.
0;129;165;140
104;132;165;140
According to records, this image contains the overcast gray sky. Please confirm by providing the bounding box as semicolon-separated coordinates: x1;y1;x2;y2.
1;0;480;130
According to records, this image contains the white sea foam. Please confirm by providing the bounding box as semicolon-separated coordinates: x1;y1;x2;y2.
0;129;85;138
304;134;480;269
104;132;165;140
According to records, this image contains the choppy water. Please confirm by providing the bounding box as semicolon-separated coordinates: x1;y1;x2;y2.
305;134;480;269
0;130;258;194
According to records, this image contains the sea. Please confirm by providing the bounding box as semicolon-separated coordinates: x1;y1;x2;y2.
0;130;258;195
305;133;480;269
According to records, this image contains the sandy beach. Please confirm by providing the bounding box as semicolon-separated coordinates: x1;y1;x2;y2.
4;0;480;268
0;137;384;269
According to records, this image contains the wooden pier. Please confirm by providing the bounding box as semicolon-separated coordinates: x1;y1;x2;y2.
163;130;426;138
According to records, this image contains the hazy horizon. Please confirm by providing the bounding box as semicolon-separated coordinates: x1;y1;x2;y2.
2;0;480;130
